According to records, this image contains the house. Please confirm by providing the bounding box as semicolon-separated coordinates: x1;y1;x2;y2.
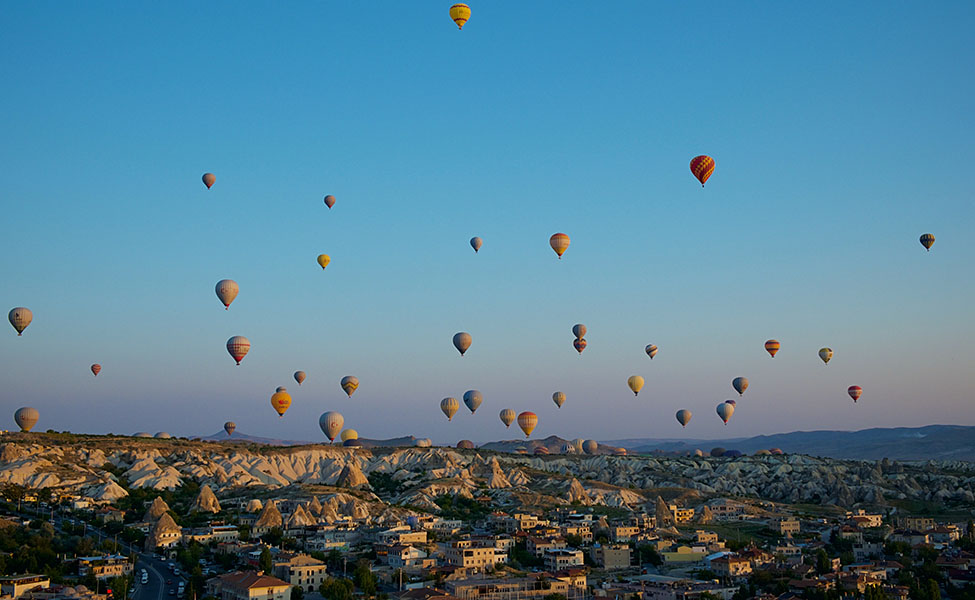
668;505;695;524
183;524;240;545
888;530;929;546
695;531;719;545
443;540;508;569
272;553;327;593
772;517;800;536
927;525;960;544
386;545;435;571
590;544;631;569
378;526;428;545
76;555;133;580
206;571;292;600
560;524;593;543
898;517;935;531
543;549;584;571
661;545;707;564
853;542;884;562
709;499;745;520
711;555;752;577
526;536;565;557
610;526;640;543
95;508;124;525
0;575;50;598
847;510;883;528
447;576;570;600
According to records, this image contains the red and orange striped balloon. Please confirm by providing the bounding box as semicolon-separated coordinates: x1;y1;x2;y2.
690;155;715;186
573;338;587;354
847;385;862;403
764;339;780;358
90;364;101;376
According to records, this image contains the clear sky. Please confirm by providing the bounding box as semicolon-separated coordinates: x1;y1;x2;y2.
2;2;974;445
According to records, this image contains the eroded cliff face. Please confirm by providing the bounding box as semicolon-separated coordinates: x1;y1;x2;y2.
0;436;973;512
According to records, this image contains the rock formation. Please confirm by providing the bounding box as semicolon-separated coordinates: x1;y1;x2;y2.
336;462;370;489
254;500;283;531
189;484;221;513
143;496;171;522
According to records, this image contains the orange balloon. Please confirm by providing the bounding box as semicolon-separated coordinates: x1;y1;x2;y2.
549;233;570;259
689;156;715;186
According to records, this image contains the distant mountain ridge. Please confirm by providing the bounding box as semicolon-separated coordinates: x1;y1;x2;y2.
603;424;975;461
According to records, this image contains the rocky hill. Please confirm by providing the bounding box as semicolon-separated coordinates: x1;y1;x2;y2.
0;433;972;515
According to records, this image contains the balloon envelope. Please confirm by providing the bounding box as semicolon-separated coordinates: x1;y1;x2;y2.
819;347;833;364
689;155;715;186
550;233;570;258
226;336;250;365
552;391;566;408
453;332;472;356
463;390;482;414
340;376;359;397
449;3;471;29
224;422;236;436
340;429;358;442
573;338;587;354
441;397;459;421
676;409;692;427
14;407;38;432
920;233;935;251
732;377;748;396
90;364;101;376
582;440;598;454
517;411;537;438
470;237;482;253
324;195;336;209
457;440;475;449
202;173;215;189
8;307;32;336
215;280;239;310
717;402;735;424
627;375;645;396
294;371;306;385
572;324;586;338
848;385;863;403
317;254;331;270
319;411;344;441
499;409;516;428
645;344;657;359
271;390;292;417
765;340;780;358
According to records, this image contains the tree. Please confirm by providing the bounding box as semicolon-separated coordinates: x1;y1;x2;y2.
815;549;832;575
353;560;377;597
259;547;273;575
636;544;662;567
291;586;305;600
320;577;354;600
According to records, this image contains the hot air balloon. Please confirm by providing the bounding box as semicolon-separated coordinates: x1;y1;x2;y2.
453;332;472;356
573;338;587;354
214;279;239;310
572;324;586;339
224;422;236;436
499;409;516;428
732;377;748;396
552;391;566;408
627;375;645;396
463;390;483;414
317;254;331;270
319;411;344;442
582;439;598;454
920;233;935;251
470;237;482;253
689;155;715;186
848;385;862;403
716;402;735;424
226;336;250;365
645;344;658;359
8;307;32;336
819;347;833;364
676;409;692;428
14;407;38;432
560;443;575;454
271;388;292;417
550;233;570;259
457;440;475;449
340;429;358;442
324;195;336;209
344;438;363;448
573;438;585;453
340;376;359;397
294;371;306;386
765;340;780;358
275;386;286;393
90;364;101;377
441;397;459;421
202;173;215;189
517;412;537;438
449;3;471;29
725;399;737;407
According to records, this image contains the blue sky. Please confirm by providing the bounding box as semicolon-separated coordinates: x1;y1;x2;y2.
1;2;973;444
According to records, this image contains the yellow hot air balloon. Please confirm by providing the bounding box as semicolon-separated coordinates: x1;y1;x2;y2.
340;429;359;442
517;411;537;438
919;233;935;251
271;389;292;417
819;347;833;365
499;408;516;428
317;254;331;270
627;375;645;396
449;3;471;29
8;307;32;336
441;397;459;421
341;376;359;397
550;233;570;259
